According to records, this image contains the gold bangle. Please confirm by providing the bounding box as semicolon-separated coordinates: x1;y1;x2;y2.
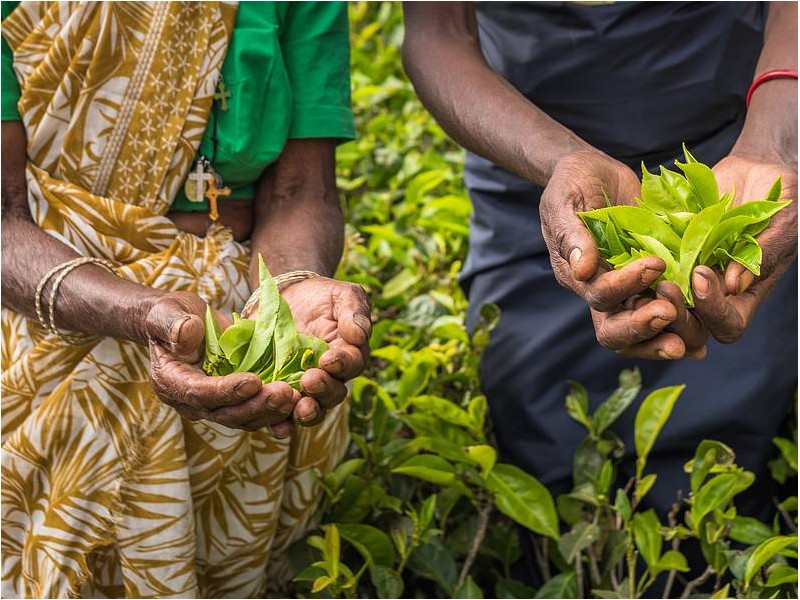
40;257;118;345
241;270;320;316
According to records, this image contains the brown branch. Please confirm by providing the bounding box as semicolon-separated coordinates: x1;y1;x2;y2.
457;502;492;590
679;565;714;599
775;497;798;533
662;491;683;600
532;534;552;582
587;544;602;588
575;551;585;598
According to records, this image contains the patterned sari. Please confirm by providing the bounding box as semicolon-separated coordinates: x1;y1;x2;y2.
1;3;348;597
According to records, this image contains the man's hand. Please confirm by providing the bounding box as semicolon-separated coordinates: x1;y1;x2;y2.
540;151;706;359
145;292;299;436
691;154;798;343
279;278;372;426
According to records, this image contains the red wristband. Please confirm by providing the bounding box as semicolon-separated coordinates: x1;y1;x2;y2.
746;69;798;107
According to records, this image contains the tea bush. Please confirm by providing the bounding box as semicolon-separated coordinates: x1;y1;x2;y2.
286;4;798;598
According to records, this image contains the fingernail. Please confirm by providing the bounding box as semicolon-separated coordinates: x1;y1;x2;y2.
353;313;371;336
657;349;673;360
234;379;259;399
641;267;660;285
650;316;671;329
569;247;582;268
299;407;318;424
171;316;191;345
693;272;710;298
737;271;755;295
323;356;343;373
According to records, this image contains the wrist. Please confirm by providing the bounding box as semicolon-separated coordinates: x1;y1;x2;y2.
735;79;798;168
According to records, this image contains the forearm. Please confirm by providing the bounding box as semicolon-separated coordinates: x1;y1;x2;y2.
249;139;343;287
733;1;798;166
1;122;162;344
402;2;592;186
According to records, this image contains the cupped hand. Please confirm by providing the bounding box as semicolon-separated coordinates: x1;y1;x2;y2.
280;277;372;426
145;291;299;436
541;151;698;358
691;154;798;343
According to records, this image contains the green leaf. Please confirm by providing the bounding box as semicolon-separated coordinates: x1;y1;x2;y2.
634;385;685;478
495;578;538;599
454;576;484;599
204;305;222;357
764;177;783;202
558;521;600;563
711;583;731;599
311;575;334;594
406;542;458;595
614;489;631;523
392;455;470;495
773;437;799;471
579;206;681;254
640;163;686;214
765;563;798;588
592;368;642;435
632;509;662;567
651;550;690;576
370;565;404;599
691;471;755;532
679;200;727;279
408;395;472;429
729;516;775;546
629;232;690;302
239;255;280;372
466;444;497;478
468;395;488;436
535;572;578;599
337;523;396;568
676;158;719;209
634;473;656;504
744;535;798;589
396;357;435;401
565;381;592;430
323;524;341;579
687;440;736;494
382;268;420;298
485;463;559;539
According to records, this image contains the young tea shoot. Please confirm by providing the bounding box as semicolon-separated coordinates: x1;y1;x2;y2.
203;255;328;388
579;145;790;306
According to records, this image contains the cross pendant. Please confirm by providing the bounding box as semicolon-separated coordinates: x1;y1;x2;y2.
204;175;232;222
213;80;232;112
185;160;212;203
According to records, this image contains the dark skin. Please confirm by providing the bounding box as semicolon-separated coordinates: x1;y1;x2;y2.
2;122;370;436
402;2;797;358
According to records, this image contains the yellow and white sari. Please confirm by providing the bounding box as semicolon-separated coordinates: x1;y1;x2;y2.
1;3;348;597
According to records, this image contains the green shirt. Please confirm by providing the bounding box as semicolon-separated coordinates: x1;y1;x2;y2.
1;1;355;211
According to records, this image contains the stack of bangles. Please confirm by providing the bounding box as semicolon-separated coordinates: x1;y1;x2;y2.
34;256;119;345
746;68;798;107
241;270;320;316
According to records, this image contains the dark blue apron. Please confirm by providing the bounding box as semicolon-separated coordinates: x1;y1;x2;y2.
462;1;796;529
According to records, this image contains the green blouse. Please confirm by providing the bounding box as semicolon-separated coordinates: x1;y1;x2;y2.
1;1;355;211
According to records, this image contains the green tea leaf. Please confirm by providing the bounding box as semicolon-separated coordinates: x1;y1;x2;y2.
239;255;281;372
651;550;689;576
454;576;484;599
592;368;641;435
765;563;798;588
565;381;591;430
634;385;685;478
370;565;404;599
632;509;662;567
337;523;396;567
218;318;256;367
729;516;775;546
744;535;798;589
485;463;559;539
558;521;600;563
675;160;719;209
204;306;222;357
535;571;577;599
679;201;727;281
580;206;681;254
691;471;755;531
687;440;736;494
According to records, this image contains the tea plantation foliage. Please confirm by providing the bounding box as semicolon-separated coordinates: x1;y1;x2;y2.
285;4;798;599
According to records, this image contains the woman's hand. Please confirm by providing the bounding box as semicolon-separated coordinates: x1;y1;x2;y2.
691;154;798;343
145;291;300;436
540;151;706;359
244;278;372;427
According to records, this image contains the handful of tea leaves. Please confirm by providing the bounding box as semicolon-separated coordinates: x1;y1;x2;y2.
579;146;789;306
203;255;327;389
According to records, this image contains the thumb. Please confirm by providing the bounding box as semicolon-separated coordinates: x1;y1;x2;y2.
145;293;207;363
546;207;600;282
